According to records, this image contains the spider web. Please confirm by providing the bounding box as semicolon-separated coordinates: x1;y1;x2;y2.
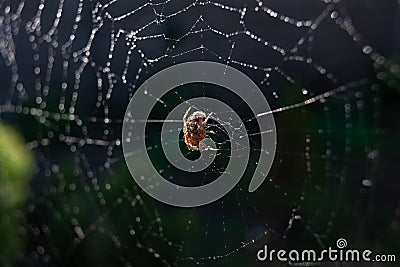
0;0;400;266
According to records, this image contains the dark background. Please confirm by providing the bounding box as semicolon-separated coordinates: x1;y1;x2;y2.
0;0;399;266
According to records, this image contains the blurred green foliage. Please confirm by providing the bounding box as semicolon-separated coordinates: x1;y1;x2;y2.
0;123;34;266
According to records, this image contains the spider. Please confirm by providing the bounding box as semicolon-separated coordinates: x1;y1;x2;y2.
183;107;215;151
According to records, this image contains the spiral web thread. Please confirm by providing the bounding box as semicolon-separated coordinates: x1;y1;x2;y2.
0;0;399;266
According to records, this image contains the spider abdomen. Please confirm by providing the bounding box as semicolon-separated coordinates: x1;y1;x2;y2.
183;110;210;151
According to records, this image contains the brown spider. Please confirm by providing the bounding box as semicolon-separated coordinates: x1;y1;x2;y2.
183;107;214;151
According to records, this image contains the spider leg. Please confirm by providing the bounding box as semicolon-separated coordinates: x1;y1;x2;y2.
183;107;191;123
206;130;215;135
200;145;218;151
203;112;213;125
187;143;198;151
